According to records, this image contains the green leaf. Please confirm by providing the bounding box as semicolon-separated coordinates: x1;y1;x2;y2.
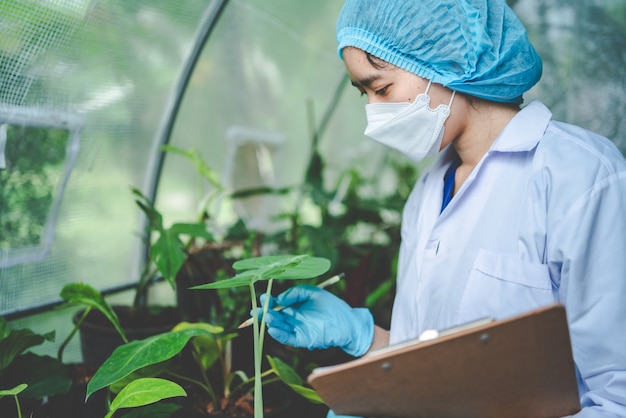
168;222;213;240
110;361;173;395
87;326;218;398
118;402;182;417
267;356;324;404
0;318;9;340
172;322;225;371
0;326;54;371
286;384;325;404
151;230;186;287
132;188;164;232
171;321;223;334
191;255;331;290
232;254;331;280
106;378;186;418
267;356;302;386
59;282;126;342
0;383;28;397
161;145;223;191
190;270;257;290
3;353;71;399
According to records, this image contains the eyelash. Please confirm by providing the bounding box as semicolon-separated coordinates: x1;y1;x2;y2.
375;86;388;96
355;85;389;97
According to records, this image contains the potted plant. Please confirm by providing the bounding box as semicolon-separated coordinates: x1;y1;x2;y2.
83;254;329;418
67;145;242;366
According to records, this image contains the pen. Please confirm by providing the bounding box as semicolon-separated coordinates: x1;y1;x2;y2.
237;272;345;329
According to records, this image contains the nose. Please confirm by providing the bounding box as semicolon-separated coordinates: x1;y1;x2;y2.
367;94;384;105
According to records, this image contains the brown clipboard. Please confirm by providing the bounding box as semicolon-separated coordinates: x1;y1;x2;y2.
307;304;580;418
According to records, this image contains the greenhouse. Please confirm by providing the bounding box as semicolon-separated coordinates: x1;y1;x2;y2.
1;0;625;417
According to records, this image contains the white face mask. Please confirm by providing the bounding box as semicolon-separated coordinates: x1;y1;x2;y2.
364;84;455;163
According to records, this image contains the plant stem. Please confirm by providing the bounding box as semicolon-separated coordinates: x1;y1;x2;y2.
259;279;274;355
250;282;263;418
133;260;156;309
13;395;22;418
166;370;217;406
57;306;92;362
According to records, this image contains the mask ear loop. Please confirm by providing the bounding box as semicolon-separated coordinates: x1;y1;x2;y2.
424;82;456;108
424;80;433;95
448;90;456;107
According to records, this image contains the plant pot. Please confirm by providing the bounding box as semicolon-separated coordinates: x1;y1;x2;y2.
175;242;240;323
74;305;181;366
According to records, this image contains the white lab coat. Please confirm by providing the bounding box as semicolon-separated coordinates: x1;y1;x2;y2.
390;100;626;417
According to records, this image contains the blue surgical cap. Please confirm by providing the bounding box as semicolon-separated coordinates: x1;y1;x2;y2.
336;0;542;103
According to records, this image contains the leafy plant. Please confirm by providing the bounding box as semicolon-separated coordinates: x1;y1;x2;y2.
121;144;227;312
56;282;129;362
84;254;328;417
192;254;330;417
0;317;72;417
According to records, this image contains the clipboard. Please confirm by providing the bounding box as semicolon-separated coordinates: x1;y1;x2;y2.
307;304;580;418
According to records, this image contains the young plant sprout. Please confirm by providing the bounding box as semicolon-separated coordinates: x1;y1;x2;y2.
192;254;331;418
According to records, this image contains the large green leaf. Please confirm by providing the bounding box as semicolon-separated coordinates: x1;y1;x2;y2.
233;254;330;279
87;325;220;398
0;323;54;371
105;378;186;418
59;282;126;341
192;255;330;291
190;270;258;290
3;353;71;399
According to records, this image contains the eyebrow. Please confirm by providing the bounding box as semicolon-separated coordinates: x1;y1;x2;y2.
350;74;382;89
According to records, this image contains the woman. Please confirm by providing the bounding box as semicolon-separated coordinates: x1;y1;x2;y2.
259;0;626;416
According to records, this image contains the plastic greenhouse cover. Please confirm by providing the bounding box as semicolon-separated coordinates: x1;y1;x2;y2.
1;0;625;334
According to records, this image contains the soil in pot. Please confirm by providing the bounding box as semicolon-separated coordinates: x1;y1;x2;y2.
171;383;292;418
75;305;182;366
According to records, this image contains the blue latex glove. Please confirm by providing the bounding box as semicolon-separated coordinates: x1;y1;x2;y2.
258;285;374;357
326;410;361;418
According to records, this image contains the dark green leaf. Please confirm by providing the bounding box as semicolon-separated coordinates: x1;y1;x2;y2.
87;326;219;398
267;356;301;386
59;282;126;341
286;384;324;404
268;356;324;404
151;231;186;287
0;327;53;371
3;353;71;399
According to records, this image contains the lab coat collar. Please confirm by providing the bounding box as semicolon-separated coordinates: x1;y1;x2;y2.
433;99;552;172
490;99;552;153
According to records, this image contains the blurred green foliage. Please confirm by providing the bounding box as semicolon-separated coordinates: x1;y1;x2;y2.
0;125;69;248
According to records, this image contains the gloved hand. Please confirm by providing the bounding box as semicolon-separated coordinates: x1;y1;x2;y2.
326;409;361;418
257;285;374;357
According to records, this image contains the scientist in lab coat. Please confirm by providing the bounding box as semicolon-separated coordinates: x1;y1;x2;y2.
256;0;626;416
